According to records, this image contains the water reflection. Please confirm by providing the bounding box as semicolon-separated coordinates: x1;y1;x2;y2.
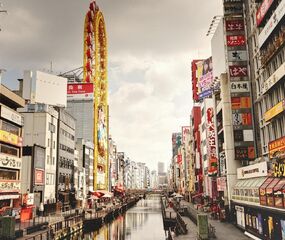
81;194;165;240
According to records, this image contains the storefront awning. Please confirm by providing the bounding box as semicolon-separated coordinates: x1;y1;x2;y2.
0;194;20;200
234;177;267;189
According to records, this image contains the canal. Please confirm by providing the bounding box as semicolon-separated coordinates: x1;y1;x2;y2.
80;194;165;240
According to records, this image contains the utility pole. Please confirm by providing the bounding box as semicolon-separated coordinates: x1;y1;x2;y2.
0;2;8;32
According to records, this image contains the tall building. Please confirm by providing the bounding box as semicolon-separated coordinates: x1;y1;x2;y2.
57;108;76;210
157;162;165;175
0;84;25;219
19;104;59;205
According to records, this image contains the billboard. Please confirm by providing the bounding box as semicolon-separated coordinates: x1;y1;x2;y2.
225;20;244;31
67;83;94;100
228;50;247;62
231;97;251;109
237;162;268;179
24;70;67;107
264;100;285;122
34;169;44;185
230;81;250;93
206;107;218;176
0;130;22;147
258;0;285;47
226;35;246;47
182;126;190;145
229;65;248;77
0;154;21;170
235;146;255;160
269;136;285;161
196;57;213;99
172;133;181;157
0;105;24;126
256;0;274;27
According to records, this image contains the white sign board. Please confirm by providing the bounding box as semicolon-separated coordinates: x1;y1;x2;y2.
230;81;250;93
0;154;22;169
228;50;248;62
237;161;268;179
0;105;23;126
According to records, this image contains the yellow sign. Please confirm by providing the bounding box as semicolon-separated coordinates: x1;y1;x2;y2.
0;130;22;147
264;100;285;122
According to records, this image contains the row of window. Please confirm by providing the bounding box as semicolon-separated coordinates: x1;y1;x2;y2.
261;115;285;153
60;128;74;141
59;158;74;169
0;169;19;180
47;155;56;165
59;144;74;154
0;143;20;157
46;173;55;185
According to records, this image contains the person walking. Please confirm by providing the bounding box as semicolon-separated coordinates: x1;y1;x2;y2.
39;202;44;217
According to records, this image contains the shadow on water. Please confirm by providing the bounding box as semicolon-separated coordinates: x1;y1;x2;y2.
74;194;166;240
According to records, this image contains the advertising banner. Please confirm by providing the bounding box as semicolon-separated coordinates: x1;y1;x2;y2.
197;57;213;99
34;169;44;185
227;35;246;47
0;130;22;147
230;81;250;93
67;83;94;100
232;112;252;126
217;177;227;191
224;1;243;15
0;180;21;192
264;99;285;122
256;0;274;27
228;50;247;62
172;133;181;157
231;97;251;110
0;154;21;169
182;126;190;145
258;0;285;47
225;20;244;31
269;136;285;160
237;162;268;179
206;108;218;176
0;105;23;126
229;65;248;77
235;146;255;160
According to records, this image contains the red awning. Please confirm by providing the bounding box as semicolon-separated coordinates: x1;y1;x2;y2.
192;193;203;199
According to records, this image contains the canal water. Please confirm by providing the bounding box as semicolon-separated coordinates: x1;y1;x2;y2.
80;194;165;240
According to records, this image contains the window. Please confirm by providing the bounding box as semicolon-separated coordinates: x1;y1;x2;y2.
0;169;19;180
53;141;55;149
47;139;50;147
52;157;55;165
0;120;21;136
47;155;50;165
0;143;19;157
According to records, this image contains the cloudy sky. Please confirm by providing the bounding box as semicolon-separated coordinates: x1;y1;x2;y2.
0;0;222;171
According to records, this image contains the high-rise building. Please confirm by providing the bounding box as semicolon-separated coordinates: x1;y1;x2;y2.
158;162;165;175
0;84;25;220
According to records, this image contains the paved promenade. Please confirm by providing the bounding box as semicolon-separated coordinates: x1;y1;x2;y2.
176;200;250;240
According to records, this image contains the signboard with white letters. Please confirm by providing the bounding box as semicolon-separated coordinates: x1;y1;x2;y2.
230;81;250;93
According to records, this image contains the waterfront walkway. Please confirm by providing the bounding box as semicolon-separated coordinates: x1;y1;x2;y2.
178;199;250;240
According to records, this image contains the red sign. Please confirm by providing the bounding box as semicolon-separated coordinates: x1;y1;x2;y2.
256;0;274;27
182;126;190;144
217;177;227;192
229;65;248;77
225;20;244;31
67;83;93;94
177;154;182;164
226;35;246;47
206;108;217;176
34;169;44;185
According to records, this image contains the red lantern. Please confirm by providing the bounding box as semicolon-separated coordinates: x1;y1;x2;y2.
86;60;92;72
87;23;93;34
86;34;93;46
87;10;94;21
86;47;93;59
89;2;96;12
85;74;91;83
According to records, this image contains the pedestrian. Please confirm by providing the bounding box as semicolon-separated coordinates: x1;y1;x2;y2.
39;202;44;217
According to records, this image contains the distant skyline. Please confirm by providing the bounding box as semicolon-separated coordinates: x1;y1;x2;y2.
0;0;223;170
